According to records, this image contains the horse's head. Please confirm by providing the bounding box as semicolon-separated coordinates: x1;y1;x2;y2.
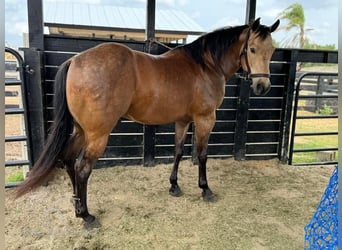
240;18;280;96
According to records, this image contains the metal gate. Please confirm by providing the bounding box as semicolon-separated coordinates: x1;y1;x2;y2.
4;47;32;187
289;72;338;166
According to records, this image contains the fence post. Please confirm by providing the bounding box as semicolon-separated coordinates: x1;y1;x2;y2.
234;78;251;160
245;0;256;24
27;0;44;50
143;0;156;166
23;0;45;166
315;76;325;111
143;126;156;166
21;48;45;165
278;49;298;163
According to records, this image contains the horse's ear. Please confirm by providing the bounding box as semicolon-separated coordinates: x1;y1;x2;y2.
269;19;280;33
251;18;261;31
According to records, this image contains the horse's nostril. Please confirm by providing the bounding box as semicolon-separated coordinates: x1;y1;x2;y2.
256;83;264;93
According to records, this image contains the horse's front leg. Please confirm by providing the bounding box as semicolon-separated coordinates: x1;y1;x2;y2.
169;121;190;197
194;114;217;202
197;152;216;201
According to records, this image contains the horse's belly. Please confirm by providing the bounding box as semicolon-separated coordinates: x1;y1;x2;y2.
125;102;189;125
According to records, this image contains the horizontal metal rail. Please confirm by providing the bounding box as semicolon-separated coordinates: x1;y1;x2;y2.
5;79;22;86
5;135;28;142
294;132;338;136
298;95;337;99
296;115;338;119
5;108;25;115
293;147;338;153
5;160;31;167
5;182;23;188
293;161;338;166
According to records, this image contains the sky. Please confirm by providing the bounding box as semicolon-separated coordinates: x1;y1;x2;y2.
5;0;338;48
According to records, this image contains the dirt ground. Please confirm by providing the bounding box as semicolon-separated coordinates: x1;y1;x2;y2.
5;158;334;250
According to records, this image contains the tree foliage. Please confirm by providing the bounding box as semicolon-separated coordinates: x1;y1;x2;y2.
278;3;312;48
304;43;336;50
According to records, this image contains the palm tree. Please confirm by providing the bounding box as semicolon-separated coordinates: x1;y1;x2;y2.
278;3;312;48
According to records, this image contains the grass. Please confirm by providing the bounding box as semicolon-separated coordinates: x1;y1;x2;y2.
5;171;24;183
292;110;338;164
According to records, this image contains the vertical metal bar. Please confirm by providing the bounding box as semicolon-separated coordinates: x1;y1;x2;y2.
27;0;44;49
19;56;33;173
145;0;156;41
143;126;156;166
143;0;156;166
21;48;45;165
24;0;46;164
191;124;198;164
288;69;304;166
245;0;256;24
278;49;298;163
234;78;251;160
315;76;324;111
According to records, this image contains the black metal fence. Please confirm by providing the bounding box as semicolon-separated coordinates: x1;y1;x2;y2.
21;32;338;168
289;72;338;166
4;47;32;188
35;35;293;167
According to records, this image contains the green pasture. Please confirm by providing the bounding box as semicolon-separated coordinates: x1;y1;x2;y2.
291;110;338;164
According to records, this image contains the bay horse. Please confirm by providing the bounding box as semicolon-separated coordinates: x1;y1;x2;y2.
16;18;280;224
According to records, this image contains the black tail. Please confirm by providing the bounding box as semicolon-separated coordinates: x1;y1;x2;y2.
16;60;73;198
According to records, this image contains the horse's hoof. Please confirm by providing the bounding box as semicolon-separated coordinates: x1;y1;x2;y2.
83;216;101;229
83;214;96;224
202;189;217;202
169;185;183;197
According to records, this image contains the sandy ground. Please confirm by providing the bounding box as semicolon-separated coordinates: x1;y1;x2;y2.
5;158;334;250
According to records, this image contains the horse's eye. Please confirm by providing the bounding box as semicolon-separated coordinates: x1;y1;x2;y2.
250;48;256;54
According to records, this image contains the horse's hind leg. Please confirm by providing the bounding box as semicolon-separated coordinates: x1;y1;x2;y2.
64;124;85;195
169;121;190;197
73;133;109;224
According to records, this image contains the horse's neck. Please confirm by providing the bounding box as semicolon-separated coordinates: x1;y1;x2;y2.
220;30;248;80
221;48;242;80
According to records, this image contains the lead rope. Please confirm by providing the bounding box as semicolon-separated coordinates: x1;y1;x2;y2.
148;38;172;53
240;28;252;78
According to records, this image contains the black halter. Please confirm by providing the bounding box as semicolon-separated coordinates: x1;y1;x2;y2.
240;28;270;79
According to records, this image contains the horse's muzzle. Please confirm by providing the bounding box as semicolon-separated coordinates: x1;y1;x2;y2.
252;79;271;96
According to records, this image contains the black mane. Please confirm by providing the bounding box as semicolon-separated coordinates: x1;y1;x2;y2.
253;24;273;39
180;24;270;69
